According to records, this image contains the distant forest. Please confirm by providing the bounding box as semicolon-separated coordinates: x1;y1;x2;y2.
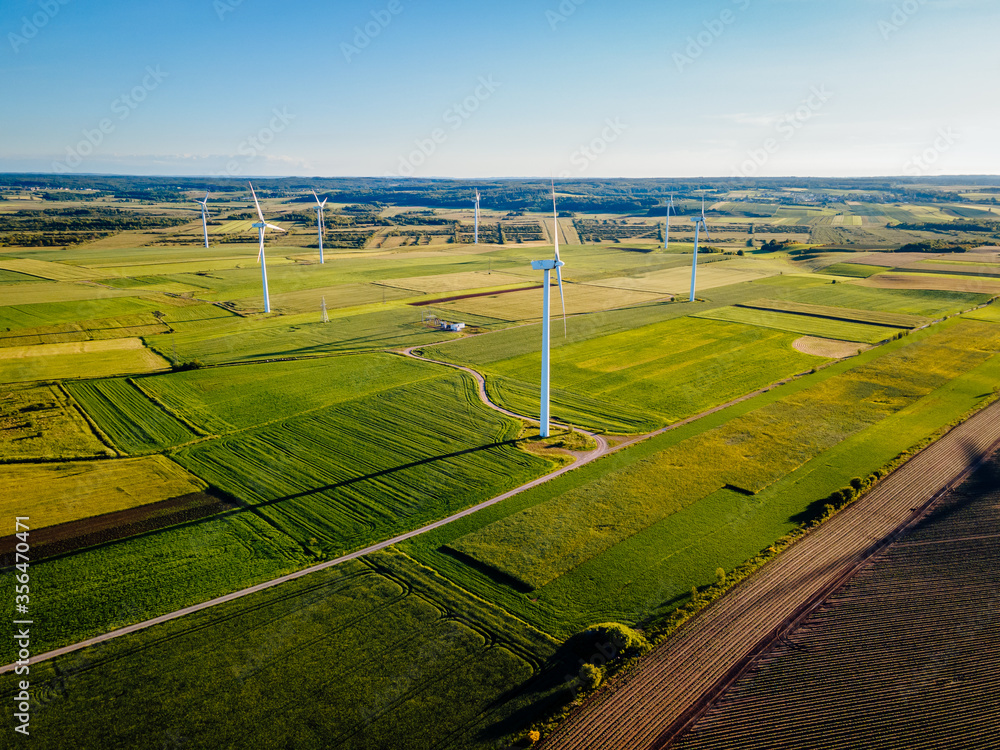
2;174;998;215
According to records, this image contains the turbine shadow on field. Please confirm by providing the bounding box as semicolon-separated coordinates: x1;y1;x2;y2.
438;546;534;593
22;438;529;568
251;438;526;509
231;330;424;360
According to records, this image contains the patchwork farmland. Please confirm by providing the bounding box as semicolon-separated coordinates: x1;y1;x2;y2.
2;176;1000;750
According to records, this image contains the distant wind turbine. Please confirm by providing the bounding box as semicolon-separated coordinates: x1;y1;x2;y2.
473;189;480;245
689;198;709;303
196;192;210;249
249;182;286;313
663;193;676;251
312;190;328;264
530;182;567;438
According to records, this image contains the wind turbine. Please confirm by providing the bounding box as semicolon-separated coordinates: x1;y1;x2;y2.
249;182;286;314
530;182;567;438
473;189;480;245
196;192;210;249
312;190;327;264
689;198;709;303
663;193;676;251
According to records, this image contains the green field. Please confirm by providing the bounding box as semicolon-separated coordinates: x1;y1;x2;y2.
26;509;311;649
0;455;205;530
0;311;168;348
695;306;899;343
0;383;113;460
0;257;107;281
419;278;987;376
752;277;991;317
736;298;927;328
144;305;499;365
412;319;1000;631
66;378;198;453
39;359;554;650
432;317;825;431
0;339;171;383
173;369;552;553
136;354;434;432
0;269;43;284
964;303;1000;322
235;282;416;314
3;550;562;750
0;295;163;331
437;282;664;322
483;374;661;434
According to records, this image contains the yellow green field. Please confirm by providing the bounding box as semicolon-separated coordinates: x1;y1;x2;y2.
436;283;665;322
589;260;781;296
0;339;170;383
964;304;1000;322
381;270;531;294
0;455;206;530
0;257;107;281
0;337;153;360
96;256;299;277
0;282;140;307
0;383;113;460
858;273;1000;294
233;282;415;314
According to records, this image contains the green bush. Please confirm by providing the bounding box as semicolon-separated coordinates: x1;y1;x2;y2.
581;622;650;659
578;663;603;691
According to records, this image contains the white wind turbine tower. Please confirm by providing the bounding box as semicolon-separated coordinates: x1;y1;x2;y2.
689;198;709;302
473;189;481;245
312;191;328;264
248;182;286;314
663;193;676;251
196;192;211;249
530;182;568;438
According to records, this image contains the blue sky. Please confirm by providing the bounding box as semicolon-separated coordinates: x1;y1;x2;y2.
1;0;997;178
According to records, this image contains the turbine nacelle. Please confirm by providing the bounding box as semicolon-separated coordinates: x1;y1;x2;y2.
531;259;564;271
252;221;286;232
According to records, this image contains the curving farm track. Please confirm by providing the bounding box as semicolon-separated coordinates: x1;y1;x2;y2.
542;397;1000;750
0;347;609;677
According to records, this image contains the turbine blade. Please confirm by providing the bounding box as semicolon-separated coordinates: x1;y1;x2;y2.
265;223;286;233
551;180;561;262
312;190;321;205
556;266;567;337
249;182;265;223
